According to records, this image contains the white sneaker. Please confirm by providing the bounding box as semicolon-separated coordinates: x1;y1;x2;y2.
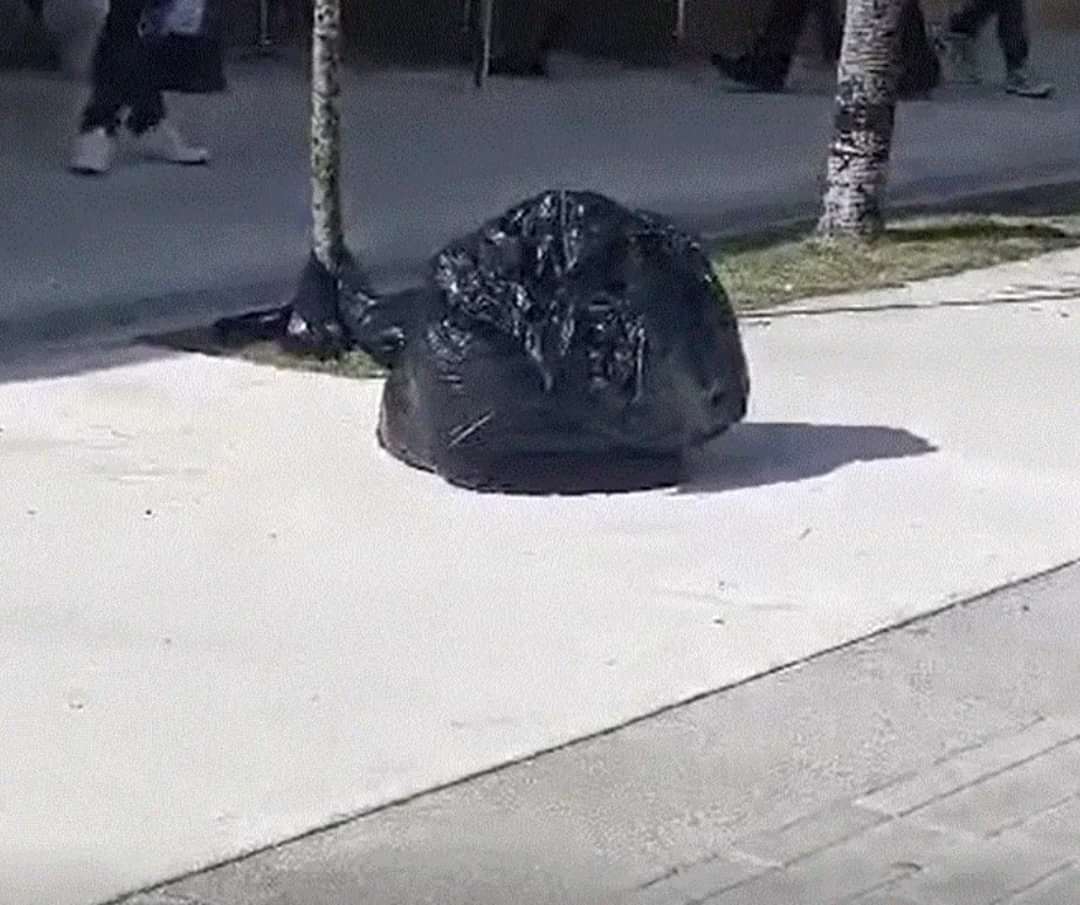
1005;66;1054;99
134;121;210;165
69;127;115;175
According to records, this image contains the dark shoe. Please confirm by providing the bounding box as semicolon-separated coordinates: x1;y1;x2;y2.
897;70;939;101
897;48;941;102
710;52;785;92
897;83;933;101
487;55;548;78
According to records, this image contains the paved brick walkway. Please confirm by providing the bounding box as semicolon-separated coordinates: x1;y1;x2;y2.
153;545;1080;905
629;716;1080;905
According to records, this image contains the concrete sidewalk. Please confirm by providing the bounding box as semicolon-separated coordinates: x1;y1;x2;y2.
2;249;1079;905
2;31;1080;344
165;560;1080;905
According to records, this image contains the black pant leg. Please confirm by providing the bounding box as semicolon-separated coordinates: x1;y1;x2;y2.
80;3;134;134
897;0;941;95
493;0;556;72
812;0;843;63
127;75;167;133
754;0;814;80
79;0;165;134
948;0;998;36
996;0;1029;69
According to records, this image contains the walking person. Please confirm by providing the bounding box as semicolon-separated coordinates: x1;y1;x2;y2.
710;0;843;91
711;0;940;98
70;0;223;175
484;0;570;77
936;0;1053;97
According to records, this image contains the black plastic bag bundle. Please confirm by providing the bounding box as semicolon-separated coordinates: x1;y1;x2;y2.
345;190;750;493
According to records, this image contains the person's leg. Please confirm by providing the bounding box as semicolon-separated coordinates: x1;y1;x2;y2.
997;0;1053;96
996;0;1028;69
126;55;209;164
74;0;208;169
511;0;571;76
536;0;570;60
948;0;998;37
811;0;842;64
490;0;555;76
896;0;940;99
126;84;166;135
78;76;126;138
124;40;166;136
755;0;813;77
72;0;146;171
78;0;144;135
939;0;998;83
711;0;812;90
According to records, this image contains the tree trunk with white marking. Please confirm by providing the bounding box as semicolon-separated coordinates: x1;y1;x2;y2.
818;0;906;240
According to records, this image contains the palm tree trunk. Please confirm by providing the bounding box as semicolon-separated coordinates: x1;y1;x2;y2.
818;0;906;240
310;0;345;273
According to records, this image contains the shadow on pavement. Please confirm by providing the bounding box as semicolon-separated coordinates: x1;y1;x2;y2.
410;423;936;496
680;422;938;493
0;335;936;497
0;337;173;385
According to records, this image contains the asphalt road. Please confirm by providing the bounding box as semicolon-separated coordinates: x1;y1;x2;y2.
2;32;1079;343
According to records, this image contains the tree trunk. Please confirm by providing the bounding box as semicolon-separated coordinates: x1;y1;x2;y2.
818;0;906;240
281;0;353;354
310;0;345;273
216;0;369;354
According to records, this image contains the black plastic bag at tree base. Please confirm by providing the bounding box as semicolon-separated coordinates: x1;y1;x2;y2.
343;190;751;494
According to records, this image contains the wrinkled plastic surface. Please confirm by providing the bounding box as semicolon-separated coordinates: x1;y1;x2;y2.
347;190;750;493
